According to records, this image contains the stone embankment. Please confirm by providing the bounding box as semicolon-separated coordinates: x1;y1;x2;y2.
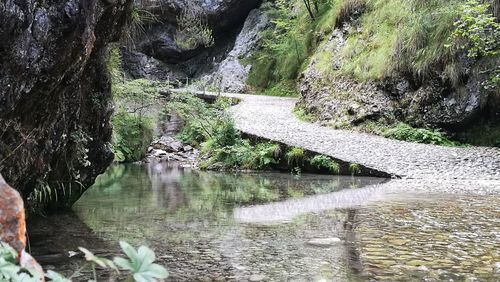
170;89;500;182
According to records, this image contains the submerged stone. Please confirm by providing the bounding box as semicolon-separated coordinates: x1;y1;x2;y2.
307;237;341;247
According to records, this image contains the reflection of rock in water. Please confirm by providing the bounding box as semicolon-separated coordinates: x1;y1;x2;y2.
234;183;389;224
147;161;190;211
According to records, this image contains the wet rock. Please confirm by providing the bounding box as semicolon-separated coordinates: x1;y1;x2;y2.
121;49;187;82
146;136;199;167
0;0;132;208
0;174;26;257
306;237;341;247
0;174;44;278
152;149;168;157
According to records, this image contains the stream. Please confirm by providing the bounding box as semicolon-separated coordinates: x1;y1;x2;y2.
28;161;499;281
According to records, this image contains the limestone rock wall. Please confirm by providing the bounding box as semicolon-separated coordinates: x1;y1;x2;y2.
122;0;262;82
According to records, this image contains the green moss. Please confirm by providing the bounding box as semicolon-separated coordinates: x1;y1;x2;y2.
310;155;340;174
349;163;361;175
247;0;339;89
251;0;476;87
286;147;306;166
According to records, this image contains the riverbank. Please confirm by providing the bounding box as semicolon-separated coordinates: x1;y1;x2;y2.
169;89;500;181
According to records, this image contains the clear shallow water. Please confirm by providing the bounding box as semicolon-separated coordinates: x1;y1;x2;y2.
31;162;500;281
72;162;385;281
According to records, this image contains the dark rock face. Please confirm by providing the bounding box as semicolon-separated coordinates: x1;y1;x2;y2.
0;0;132;208
122;0;262;80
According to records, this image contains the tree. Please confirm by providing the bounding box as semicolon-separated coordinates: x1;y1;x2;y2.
301;0;320;19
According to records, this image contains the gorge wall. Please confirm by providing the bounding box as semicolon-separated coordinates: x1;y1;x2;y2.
122;0;263;86
0;0;132;209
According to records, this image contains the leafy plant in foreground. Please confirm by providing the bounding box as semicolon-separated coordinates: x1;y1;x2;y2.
0;241;168;282
113;242;168;282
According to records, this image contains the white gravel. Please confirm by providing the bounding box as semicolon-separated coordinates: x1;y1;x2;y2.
173;89;500;182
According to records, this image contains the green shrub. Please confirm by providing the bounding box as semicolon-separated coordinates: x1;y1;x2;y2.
383;123;458;146
113;79;163;112
286;147;306;166
212;117;239;148
247;0;329;89
447;0;500;88
293;106;317;122
112;111;154;162
262;81;299;97
166;92;230;145
166;92;281;170
310;155;340;174
174;8;214;51
349;163;361;175
448;0;499;59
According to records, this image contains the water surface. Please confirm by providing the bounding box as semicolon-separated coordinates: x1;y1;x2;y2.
30;162;500;281
73;162;384;281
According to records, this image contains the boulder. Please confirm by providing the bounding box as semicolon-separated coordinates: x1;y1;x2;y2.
0;0;132;208
137;0;263;63
0;174;25;257
0;174;44;279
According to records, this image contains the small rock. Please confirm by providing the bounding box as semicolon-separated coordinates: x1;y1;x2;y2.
306;237;341;247
249;274;266;282
153;149;168;157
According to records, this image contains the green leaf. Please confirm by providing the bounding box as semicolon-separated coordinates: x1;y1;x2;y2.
113;257;134;272
45;270;71;282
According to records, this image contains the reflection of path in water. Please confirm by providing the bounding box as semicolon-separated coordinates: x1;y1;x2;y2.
234;183;390;224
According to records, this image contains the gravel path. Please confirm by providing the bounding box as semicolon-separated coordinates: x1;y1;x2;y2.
173;90;500;181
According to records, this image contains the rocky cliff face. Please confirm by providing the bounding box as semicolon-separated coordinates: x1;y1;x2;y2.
298;8;499;132
122;0;262;83
201;8;269;92
0;0;132;209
